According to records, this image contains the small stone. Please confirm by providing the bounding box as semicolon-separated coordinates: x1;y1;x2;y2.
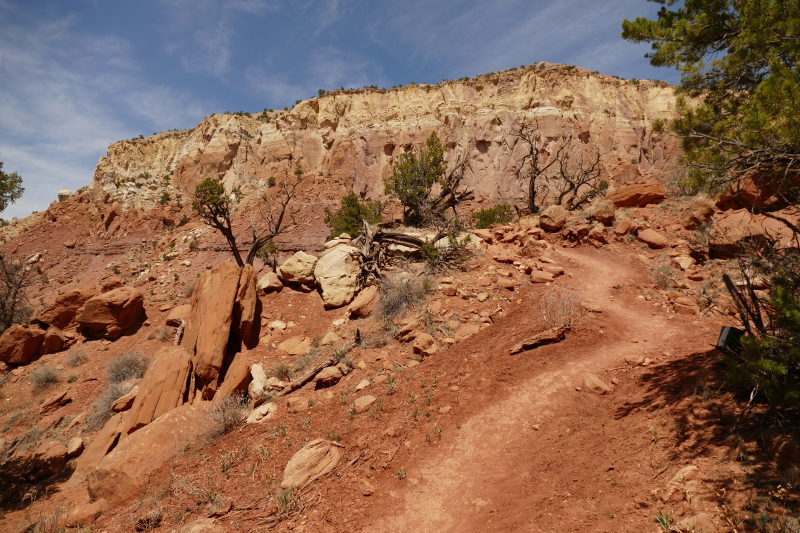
532;424;540;431
355;379;370;391
66;437;84;458
476;293;489;302
354;395;377;413
360;479;376;496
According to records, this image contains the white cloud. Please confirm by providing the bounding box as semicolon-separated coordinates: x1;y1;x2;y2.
0;8;207;219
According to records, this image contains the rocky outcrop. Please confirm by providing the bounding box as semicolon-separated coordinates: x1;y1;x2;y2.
314;245;360;307
76;286;144;339
232;264;258;350
91;66;678;212
120;346;193;437
180;261;240;397
0;324;46;364
88;404;209;506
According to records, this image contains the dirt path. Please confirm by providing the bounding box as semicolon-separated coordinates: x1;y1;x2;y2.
363;247;686;532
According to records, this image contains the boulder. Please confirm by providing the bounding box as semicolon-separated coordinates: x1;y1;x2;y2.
637;228;668;249
673;297;700;315
246;402;278;424
215;352;251;401
314;366;343;387
66;437;84;458
101;276;124;292
530;271;554;284
65;499;108;528
588;223;607;244
178;518;226;533
412;333;439;356
583;373;612;394
321;331;342;346
347;285;379;318
278;336;312;356
39;390;71;414
88;404;209;506
509;327;566;354
67;412;126;488
247;364;270;408
31;440;67;478
588;199;616;225
110;386;139;412
277;251;318;284
120;346;192;437
539;205;567;231
472;229;494;243
165;304;191;326
57;187;72;202
673;256;696;271
680;193;716;229
709;209;796;257
37;285;100;329
76;286;144;339
256;271;283;292
314;245;360;307
605;182;666;208
353;395;377;414
454;323;480;342
281;439;344;489
40;326;67;355
181;261;241;395
614;217;637;236
0;324;45;364
232;264;258;350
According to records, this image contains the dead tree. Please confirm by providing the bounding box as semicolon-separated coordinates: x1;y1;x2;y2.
552;146;606;210
512;117;564;214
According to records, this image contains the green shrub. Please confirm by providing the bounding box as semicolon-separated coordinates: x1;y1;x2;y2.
267;176;276;187
472;204;514;229
159;192;171;205
652;118;666;133
723;258;800;407
179;215;189;226
323;192;384;239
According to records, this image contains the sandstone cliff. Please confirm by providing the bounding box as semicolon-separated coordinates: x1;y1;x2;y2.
91;63;679;210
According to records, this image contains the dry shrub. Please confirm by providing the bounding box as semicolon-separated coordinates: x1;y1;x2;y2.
376;275;434;323
206;393;247;439
648;255;679;290
107;351;149;384
272;361;293;381
66;348;87;368
535;287;587;330
86;382;128;431
30;366;61;392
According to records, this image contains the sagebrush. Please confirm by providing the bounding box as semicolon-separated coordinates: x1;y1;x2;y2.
107;351;149;384
376;275;435;323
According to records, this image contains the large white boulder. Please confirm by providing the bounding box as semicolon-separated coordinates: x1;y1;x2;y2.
277;251;318;284
313;245;360;308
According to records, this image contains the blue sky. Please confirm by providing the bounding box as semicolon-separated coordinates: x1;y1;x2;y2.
0;0;678;219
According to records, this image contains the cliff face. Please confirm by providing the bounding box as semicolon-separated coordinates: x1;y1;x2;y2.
91;64;680;210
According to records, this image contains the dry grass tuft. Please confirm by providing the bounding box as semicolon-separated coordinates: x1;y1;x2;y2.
30;366;61;392
534;286;587;330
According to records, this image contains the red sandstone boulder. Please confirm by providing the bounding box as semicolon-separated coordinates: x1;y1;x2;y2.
165;304;191;326
637;228;668;249
232;264;258;350
40;326;66;355
679;194;716;229
121;346;193;437
36;284;100;329
214;352;251;401
0;324;45;364
605;182;666;208
539;205;567;231
88;404;209;506
76;286;144;339
181;261;241;397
